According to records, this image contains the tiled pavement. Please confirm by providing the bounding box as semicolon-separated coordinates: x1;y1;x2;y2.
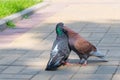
0;0;120;80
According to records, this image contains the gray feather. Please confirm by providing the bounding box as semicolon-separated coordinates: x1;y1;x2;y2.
90;50;108;62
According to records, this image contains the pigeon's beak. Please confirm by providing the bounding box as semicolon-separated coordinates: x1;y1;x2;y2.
62;26;68;32
45;56;64;71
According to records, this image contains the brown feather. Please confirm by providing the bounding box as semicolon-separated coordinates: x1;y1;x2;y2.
63;26;96;55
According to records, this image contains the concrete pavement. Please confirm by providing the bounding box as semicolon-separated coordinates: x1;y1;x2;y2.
0;0;120;80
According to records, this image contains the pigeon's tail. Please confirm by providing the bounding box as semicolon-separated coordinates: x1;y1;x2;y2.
90;50;108;62
90;50;104;57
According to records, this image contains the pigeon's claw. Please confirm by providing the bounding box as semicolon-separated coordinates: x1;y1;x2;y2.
79;60;88;66
62;61;73;66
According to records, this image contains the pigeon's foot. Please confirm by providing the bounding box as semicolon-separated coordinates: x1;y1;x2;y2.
63;62;73;66
79;60;87;66
81;63;87;66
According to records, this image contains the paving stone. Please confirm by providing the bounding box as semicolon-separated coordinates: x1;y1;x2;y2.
20;66;41;75
2;66;25;74
71;79;110;80
98;46;120;50
95;66;117;74
77;66;98;74
31;23;55;33
72;74;112;80
0;74;33;79
112;74;120;80
18;50;44;61
31;71;54;80
106;57;120;61
107;50;120;57
81;24;108;33
116;66;120;74
0;56;18;65
29;31;50;39
79;32;92;38
51;73;73;80
69;51;80;59
67;22;86;32
88;60;119;66
84;37;101;41
0;66;7;73
0;79;27;80
108;27;120;33
0;66;8;70
0;50;26;57
98;43;120;47
88;32;105;39
100;37;116;44
115;38;120;43
104;33;120;38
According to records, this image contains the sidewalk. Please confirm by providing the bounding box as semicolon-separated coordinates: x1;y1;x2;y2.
0;0;120;80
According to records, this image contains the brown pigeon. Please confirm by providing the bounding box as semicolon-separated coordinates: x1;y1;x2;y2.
62;23;108;65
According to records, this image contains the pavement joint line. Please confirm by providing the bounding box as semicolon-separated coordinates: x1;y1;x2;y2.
94;65;101;74
111;65;119;80
79;22;89;32
48;73;55;80
9;52;28;67
29;70;41;80
0;55;24;72
42;30;54;40
96;25;111;47
69;66;81;80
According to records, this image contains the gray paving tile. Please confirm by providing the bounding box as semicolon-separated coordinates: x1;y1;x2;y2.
0;56;18;65
107;50;120;57
51;74;73;80
116;66;120;74
88;60;119;66
0;79;27;80
112;74;120;80
0;74;33;79
95;66;117;74
72;74;112;80
20;66;41;75
79;32;92;38
100;37;116;44
2;66;25;74
31;71;54;80
77;66;98;74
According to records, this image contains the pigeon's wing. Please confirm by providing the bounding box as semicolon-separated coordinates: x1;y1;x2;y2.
73;36;96;54
51;37;60;50
58;39;70;58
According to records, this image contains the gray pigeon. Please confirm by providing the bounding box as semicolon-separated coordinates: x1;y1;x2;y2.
45;23;71;70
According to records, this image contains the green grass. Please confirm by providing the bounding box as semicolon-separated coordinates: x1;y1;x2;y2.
0;0;43;18
6;20;16;28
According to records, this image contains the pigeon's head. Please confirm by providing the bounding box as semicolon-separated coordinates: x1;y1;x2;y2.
56;22;67;36
45;50;65;71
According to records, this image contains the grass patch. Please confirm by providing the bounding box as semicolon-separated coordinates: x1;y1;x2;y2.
23;14;29;19
6;20;16;28
0;0;43;18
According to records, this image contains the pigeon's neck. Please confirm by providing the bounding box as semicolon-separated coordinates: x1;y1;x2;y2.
56;27;64;36
64;26;78;37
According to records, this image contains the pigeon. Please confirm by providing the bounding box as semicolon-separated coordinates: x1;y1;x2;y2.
62;23;108;65
45;23;71;71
